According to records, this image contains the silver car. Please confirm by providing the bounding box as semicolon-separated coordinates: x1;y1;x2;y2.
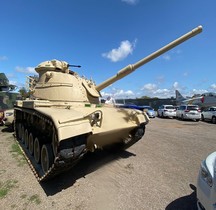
141;106;156;118
176;105;201;121
157;105;176;118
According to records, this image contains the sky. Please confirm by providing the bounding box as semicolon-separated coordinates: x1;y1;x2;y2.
0;0;216;99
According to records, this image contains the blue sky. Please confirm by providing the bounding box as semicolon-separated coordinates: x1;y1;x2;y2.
0;0;215;99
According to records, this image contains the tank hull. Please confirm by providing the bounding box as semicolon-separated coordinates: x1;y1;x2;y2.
14;100;148;181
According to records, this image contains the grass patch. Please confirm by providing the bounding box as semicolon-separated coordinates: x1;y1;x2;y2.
28;194;41;205
11;143;23;156
11;204;17;208
0;169;6;175
0;180;18;198
10;143;26;166
20;194;27;199
21;194;42;209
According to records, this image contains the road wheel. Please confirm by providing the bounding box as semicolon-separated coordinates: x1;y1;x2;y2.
24;129;29;148
34;137;41;163
41;144;54;174
212;116;216;124
52;132;58;157
28;133;34;155
21;126;25;143
161;112;164;118
17;123;22;140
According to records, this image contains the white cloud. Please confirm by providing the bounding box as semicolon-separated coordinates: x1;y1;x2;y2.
162;50;182;61
140;82;181;98
9;80;18;86
101;88;134;99
121;0;139;5
173;82;180;90
0;56;8;61
176;49;182;54
190;89;208;95
162;54;171;61
100;81;215;100
15;66;36;74
102;39;137;62
156;75;165;84
141;83;157;91
210;84;216;90
6;73;16;78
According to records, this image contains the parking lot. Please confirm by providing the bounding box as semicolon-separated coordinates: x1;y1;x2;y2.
0;117;215;210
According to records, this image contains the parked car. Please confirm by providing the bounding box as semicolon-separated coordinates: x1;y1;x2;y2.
115;103;155;118
3;109;14;126
117;103;142;110
176;105;201;121
157;105;176;118
201;106;216;124
197;151;216;210
141;106;156;118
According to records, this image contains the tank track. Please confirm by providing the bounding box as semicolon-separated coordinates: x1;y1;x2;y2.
14;107;88;182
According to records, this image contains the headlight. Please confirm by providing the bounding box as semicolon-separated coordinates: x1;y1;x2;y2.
200;160;213;187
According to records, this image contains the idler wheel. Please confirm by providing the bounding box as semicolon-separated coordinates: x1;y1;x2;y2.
41;144;54;174
34;137;41;163
28;133;34;155
24;129;29;148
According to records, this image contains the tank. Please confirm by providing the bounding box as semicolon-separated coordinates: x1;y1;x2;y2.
0;73;18;125
14;25;202;182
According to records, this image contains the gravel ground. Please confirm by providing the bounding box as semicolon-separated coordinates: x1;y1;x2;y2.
0;118;215;210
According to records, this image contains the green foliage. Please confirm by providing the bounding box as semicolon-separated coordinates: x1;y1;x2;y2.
139;96;159;99
20;193;42;208
28;194;41;205
0;180;18;198
18;87;31;99
10;143;26;166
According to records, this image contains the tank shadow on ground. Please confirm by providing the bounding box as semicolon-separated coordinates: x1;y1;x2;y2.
166;184;197;210
1;125;14;133
41;149;136;196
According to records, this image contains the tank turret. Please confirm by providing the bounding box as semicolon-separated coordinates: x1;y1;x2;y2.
33;60;100;104
14;26;202;182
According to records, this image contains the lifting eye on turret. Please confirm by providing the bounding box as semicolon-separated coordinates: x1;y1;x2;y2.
46;72;53;79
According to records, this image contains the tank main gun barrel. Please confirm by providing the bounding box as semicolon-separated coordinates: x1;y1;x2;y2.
96;25;202;92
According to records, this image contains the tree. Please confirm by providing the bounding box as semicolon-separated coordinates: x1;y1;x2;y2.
19;87;30;99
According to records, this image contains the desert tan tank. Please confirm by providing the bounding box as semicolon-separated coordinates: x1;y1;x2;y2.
14;25;202;182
